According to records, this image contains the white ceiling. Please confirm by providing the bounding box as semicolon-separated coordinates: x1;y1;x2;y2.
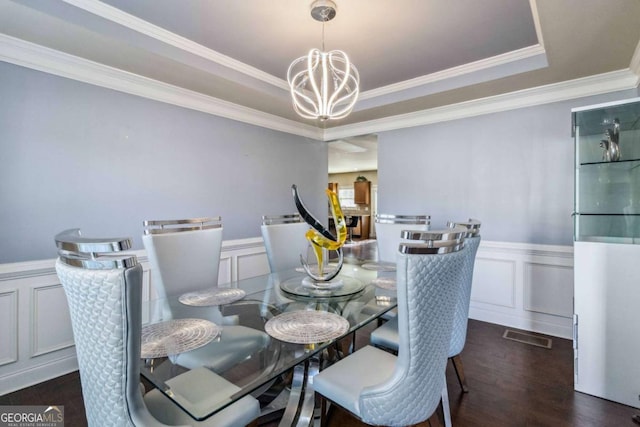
1;0;639;172
328;134;378;174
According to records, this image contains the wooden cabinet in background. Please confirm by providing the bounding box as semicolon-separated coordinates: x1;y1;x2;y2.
355;215;371;239
354;181;370;204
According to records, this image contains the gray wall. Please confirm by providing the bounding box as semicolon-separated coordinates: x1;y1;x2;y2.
377;88;639;246
0;62;327;263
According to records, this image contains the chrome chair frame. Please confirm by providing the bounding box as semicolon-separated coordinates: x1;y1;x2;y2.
261;214;302;225
374;213;431;225
143;216;222;234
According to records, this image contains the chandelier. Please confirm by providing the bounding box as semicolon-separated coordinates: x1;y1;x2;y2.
287;0;359;121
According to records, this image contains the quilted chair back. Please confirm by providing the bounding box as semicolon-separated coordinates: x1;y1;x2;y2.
447;220;481;357
448;235;481;357
261;214;310;273
142;217;223;299
55;229;164;427
374;214;430;263
358;244;467;426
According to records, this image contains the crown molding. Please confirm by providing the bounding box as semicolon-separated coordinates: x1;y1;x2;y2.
0;34;322;140
528;0;545;51
324;69;640;140
359;44;547;102
1;32;638;143
61;0;288;91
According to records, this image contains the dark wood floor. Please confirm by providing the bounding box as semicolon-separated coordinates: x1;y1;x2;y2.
2;242;638;426
2;319;638;427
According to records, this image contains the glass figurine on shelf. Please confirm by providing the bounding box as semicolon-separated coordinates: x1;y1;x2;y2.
600;118;621;162
292;184;346;282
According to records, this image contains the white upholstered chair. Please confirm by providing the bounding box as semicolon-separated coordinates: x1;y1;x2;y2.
142;217;223;299
54;229;260;427
314;236;467;426
142;217;270;374
443;219;481;392
260;214;310;273
369;214;431;324
370;220;482;394
374;214;430;263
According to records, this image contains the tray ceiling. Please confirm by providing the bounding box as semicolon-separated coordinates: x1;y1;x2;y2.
1;0;639;145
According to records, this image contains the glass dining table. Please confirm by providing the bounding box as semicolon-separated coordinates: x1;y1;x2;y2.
140;261;398;426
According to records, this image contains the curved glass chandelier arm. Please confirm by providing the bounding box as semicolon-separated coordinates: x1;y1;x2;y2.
306;50;324;112
326;51;353;106
288;53;322;119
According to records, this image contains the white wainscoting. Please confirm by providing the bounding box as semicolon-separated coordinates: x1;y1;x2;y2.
0;239;573;395
469;241;574;340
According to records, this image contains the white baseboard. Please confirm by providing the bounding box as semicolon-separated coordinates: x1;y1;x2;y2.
0;354;78;395
469;306;572;339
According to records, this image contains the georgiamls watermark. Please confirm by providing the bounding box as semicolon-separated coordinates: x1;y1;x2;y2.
0;406;64;427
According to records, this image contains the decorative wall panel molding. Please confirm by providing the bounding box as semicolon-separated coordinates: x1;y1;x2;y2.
471;258;516;308
0;290;18;367
523;262;573;318
30;285;74;357
469;241;573;339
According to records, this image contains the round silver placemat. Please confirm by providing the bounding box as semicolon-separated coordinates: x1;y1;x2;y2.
179;288;246;306
264;310;350;344
361;262;396;272
371;277;397;290
141;318;220;359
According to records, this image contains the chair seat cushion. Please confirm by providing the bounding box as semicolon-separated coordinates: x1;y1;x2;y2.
370;317;399;351
314;345;396;417
176;325;270;372
144;367;260;426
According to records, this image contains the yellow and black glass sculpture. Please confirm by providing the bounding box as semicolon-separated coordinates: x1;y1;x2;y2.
292;184;346;281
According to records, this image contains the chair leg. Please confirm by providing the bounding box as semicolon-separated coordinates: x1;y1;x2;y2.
441;383;452;427
427;401;445;427
450;354;469;393
320;397;335;427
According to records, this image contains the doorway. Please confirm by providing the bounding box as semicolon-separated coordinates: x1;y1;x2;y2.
327;134;378;241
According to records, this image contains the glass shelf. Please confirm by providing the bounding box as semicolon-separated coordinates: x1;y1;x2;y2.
580;158;640;167
573;98;640;243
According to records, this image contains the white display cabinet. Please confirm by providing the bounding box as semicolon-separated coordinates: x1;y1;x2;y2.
573;97;640;408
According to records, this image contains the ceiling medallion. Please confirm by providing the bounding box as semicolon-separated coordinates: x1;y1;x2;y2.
287;0;360;121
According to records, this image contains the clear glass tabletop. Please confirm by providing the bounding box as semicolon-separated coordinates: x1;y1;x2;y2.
140;263;397;421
